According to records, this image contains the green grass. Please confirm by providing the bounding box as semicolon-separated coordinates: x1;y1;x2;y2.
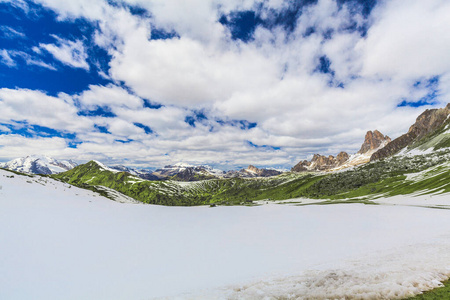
404;279;450;299
52;149;450;206
52;161;329;205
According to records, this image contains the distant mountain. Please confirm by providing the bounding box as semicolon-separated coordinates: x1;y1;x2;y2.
109;165;159;181
152;163;283;180
0;155;77;175
151;163;226;181
292;130;391;172
224;165;282;178
1;155;285;181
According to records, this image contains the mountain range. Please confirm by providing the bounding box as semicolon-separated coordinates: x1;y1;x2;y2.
0;155;282;180
2;104;450;206
291;129;391;172
0;155;77;175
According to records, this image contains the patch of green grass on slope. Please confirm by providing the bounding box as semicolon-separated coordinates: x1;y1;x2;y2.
53;161;324;206
303;150;450;200
404;279;450;299
54;151;450;206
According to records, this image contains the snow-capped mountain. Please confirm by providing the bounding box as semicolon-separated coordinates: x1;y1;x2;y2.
150;163;282;180
224;165;282;178
151;163;225;181
109;165;159;180
0;155;77;175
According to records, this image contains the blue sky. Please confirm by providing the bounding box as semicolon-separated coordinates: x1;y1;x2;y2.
0;0;449;169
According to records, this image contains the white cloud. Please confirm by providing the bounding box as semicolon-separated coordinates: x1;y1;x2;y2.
0;49;56;70
0;88;92;132
77;84;143;110
0;49;16;67
0;26;26;39
358;0;450;80
109;36;280;107
40;35;90;70
1;0;449;168
0;0;29;11
0;135;75;161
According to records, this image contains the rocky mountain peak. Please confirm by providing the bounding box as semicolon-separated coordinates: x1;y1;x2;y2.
247;165;259;173
292;151;350;172
407;105;450;137
371;103;450;161
0;155;78;175
291;129;391;173
336;151;349;164
239;165;282;177
358;130;391;154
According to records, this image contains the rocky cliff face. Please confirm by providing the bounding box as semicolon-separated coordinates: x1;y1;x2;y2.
291;151;349;172
336;151;350;164
292;129;391;172
371;104;450;161
358;130;391;154
170;167;217;181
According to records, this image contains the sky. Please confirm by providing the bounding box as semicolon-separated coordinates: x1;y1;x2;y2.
0;0;449;170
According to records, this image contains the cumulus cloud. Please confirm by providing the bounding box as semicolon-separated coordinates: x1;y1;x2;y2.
0;88;91;132
77;84;143;110
40;35;90;70
359;0;450;80
0;0;449;168
0;135;75;161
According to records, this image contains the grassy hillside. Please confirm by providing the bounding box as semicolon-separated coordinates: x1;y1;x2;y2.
52;149;450;206
52;161;326;205
306;149;450;200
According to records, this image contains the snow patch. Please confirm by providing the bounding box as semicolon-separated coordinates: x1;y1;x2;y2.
93;185;140;204
2;170;450;299
92;160;120;173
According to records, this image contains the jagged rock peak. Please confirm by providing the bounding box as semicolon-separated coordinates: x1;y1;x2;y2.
336;151;349;164
407;104;450;136
221;165;283;178
358;130;391;154
291;151;349;172
371;103;450;161
247;165;259;173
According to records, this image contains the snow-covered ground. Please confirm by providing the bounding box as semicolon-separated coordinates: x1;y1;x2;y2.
1;169;450;299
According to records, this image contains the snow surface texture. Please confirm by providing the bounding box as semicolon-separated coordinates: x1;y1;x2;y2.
1;169;450;300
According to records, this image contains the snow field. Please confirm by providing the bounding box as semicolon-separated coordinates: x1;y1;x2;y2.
1;169;450;299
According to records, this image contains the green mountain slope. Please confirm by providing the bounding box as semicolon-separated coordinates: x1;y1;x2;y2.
53;148;450;206
52;161;324;205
